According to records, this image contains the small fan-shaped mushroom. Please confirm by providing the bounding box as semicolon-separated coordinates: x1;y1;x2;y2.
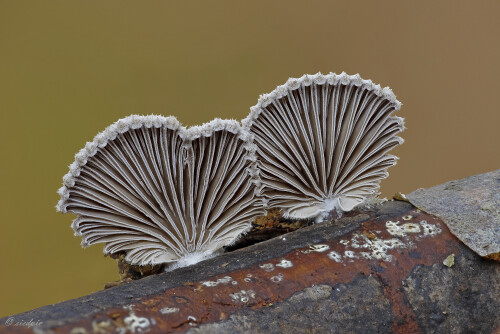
242;72;404;220
57;115;264;267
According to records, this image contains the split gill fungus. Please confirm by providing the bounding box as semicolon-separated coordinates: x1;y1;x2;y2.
57;72;404;269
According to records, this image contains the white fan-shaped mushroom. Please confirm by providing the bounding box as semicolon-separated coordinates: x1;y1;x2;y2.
242;72;404;220
57;115;264;266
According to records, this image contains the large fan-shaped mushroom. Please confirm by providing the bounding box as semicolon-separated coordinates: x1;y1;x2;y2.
242;72;404;220
57;115;264;267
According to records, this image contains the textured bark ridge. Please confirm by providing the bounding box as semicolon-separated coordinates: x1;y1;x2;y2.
2;171;500;334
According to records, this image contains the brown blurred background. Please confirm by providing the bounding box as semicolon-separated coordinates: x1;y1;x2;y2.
1;1;499;317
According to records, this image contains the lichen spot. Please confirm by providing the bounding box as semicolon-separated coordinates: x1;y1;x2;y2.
402;215;413;221
386;220;421;237
360;252;372;260
187;316;197;326
344;250;358;258
309;244;330;252
270;273;284;283
160;307;179;315
201;276;232;287
93;320;111;330
230;290;256;303
328;251;343;263
123;307;151;333
276;259;293;268
259;263;275;272
420;220;442;237
370;238;406;261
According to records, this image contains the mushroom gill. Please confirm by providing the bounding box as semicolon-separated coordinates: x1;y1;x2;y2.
242;72;404;220
57;115;264;267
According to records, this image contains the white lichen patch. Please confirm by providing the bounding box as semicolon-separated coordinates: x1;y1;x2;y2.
276;259;293;268
259;263;275;272
122;305;151;334
309;244;330;252
360;252;373;260
420;220;442;237
230;290;256;303
404;223;421;232
92;320;111;334
302;244;331;253
334;233;409;262
328;251;343;263
385;219;441;241
187;316;197;326
344;250;358;258
339;240;350;246
243;273;254;282
349;234;371;249
270;273;284;283
201;276;232;287
370;238;406;261
160;307;179;315
386;220;421;237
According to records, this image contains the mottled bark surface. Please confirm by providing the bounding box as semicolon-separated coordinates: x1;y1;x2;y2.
1;171;499;334
187;278;394;334
403;250;500;333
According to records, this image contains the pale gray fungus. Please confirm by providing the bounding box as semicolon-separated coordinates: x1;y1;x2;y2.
243;72;404;220
56;72;404;268
57;115;265;267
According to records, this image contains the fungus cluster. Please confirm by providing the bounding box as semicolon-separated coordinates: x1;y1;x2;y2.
57;72;404;267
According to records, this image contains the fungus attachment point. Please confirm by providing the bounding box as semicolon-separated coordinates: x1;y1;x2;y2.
243;72;404;220
57;115;264;267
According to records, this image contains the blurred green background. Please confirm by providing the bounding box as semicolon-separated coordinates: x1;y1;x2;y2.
1;1;499;317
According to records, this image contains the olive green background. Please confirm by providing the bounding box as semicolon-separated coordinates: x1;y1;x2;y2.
1;1;499;317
